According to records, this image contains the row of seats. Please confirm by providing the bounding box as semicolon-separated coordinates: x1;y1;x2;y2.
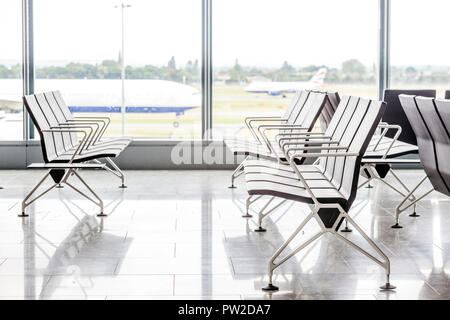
17;88;450;293
225;89;450;292
21;91;132;217
225;90;420;227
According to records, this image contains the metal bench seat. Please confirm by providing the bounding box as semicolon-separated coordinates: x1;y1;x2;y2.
241;95;394;292
225;90;339;188
20;90;132;218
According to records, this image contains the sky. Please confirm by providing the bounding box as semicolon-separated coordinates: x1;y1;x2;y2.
0;0;450;68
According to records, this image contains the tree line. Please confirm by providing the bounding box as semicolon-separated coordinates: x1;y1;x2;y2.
0;57;448;85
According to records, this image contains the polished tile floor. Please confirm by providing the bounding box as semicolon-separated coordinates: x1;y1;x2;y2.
0;169;448;300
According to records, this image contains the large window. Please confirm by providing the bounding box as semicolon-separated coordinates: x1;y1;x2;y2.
213;0;378;139
390;0;450;97
34;0;201;139
6;0;450;143
0;0;23;140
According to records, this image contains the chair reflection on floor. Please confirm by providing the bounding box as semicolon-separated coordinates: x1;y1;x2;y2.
21;194;129;299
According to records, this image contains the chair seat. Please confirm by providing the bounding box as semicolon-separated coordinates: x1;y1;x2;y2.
225;139;284;160
96;137;132;146
52;143;128;162
364;136;418;158
244;160;346;207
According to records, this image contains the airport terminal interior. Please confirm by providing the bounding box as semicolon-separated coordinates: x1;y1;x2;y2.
0;0;450;301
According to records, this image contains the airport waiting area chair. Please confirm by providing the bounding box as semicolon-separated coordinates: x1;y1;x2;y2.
357;90;435;225
47;91;131;188
240;90;435;230
225;90;339;188
242;95;395;291
20;92;131;217
393;94;450;227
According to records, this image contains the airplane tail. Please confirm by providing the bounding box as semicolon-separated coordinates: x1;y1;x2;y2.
310;68;327;87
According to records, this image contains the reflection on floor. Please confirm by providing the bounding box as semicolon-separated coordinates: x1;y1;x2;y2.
0;169;448;300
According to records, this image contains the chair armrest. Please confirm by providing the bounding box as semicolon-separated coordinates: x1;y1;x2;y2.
59;121;100;149
245;117;287;143
257;125;309;152
51;125;93;155
361;158;420;164
41;128;89;163
373;124;402;158
289;151;358;162
72;116;111;143
286;151;357;203
285;145;348;155
280;140;340;154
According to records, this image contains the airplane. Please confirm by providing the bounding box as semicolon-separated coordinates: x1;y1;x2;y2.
0;78;201;127
244;67;327;97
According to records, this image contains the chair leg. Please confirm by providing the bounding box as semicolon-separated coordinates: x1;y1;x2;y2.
64;170;105;217
392;176;433;228
263;210;321;291
254;197;275;232
242;196;254;218
262;204;396;292
255;197;288;232
385;169;421;218
358;165;375;189
229;160;245;189
340;218;352;232
334;212;395;290
99;158;127;188
20;171;57;217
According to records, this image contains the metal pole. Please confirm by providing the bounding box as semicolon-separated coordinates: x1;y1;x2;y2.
378;0;390;100
120;3;125;136
202;0;212;140
22;0;34;140
115;2;131;136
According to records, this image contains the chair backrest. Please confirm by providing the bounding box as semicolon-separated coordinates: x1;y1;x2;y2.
282;90;304;120
285;90;311;125
52;90;76;122
382;89;436;145
318;92;340;131
401;95;450;196
279;91;330;159
290;91;327;129
44;91;78;147
316;96;386;208
23;93;74;163
445;91;450;100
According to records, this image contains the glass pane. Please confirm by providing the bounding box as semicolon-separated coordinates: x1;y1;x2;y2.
34;0;201;140
124;0;201;139
390;0;450;97
213;0;378;139
0;0;23;140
